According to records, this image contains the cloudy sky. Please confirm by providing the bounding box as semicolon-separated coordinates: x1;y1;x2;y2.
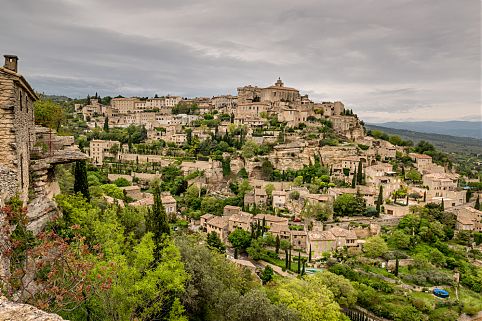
1;0;480;122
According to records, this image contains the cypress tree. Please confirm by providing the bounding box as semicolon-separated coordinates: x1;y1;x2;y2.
275;235;280;254
301;259;306;276
423;191;427;202
394;257;399;277
351;170;357;188
357;160;363;184
308;244;312;262
285;249;289;270
73;160;90;201
103;117;109;132
288;247;292;270
376;185;383;214
440;198;444;211
466;189;472;203
475;195;480;210
147;184;170;262
297;251;301;274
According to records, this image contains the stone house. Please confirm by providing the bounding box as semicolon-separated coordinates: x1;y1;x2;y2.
200;214;214;229
254;214;288;228
89;139;119;165
228;211;253;232
120;185;143;200
453;207;482;231
409;153;433;170
224;205;241;216
205;216;229;241
269;223;291;240
161;193;177;215
0;55;38;203
272;190;287;209
291;229;307;251
244;188;268;207
307;231;336;258
384;204;410;217
328;226;358;248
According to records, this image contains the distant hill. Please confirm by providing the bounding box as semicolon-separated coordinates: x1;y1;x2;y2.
370;121;481;139
366;124;482;155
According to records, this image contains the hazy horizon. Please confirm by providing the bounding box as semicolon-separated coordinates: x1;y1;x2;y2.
2;0;480;123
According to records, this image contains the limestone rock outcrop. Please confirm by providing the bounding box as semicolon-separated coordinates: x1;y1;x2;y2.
0;296;66;321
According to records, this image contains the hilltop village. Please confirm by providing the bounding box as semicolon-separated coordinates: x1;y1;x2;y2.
1;55;482;321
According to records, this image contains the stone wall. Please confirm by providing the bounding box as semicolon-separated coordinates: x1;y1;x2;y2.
0;69;36;203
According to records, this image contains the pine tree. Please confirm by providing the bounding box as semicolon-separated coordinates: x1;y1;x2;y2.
103;117;109;132
357;160;363;184
351;170;357;188
73;160;90;201
475;195;480;210
376;185;383;214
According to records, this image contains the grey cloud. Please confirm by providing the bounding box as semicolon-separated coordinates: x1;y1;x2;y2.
0;0;479;121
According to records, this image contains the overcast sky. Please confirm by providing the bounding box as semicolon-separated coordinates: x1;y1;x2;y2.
1;0;480;122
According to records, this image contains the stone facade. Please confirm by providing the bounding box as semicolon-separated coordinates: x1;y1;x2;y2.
0;55;37;204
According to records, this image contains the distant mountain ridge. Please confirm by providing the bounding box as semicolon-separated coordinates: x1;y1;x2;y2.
370;121;481;139
366;124;482;155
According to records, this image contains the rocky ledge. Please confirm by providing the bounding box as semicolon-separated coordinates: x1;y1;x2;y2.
0;296;65;321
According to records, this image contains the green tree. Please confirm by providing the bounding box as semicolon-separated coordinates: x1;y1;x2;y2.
293;176;304;186
241;140;259;159
260;265;274;285
34;98;65;131
103;116;109;132
351;171;356;188
228;229;252;258
147;184;171;262
333;193;366;216
308;271;357;307
275;235;280;254
376;185;383;214
270;277;345;321
405;169;422;182
357;161;363;184
475;195;480;210
363;236;388;258
73;160;90;201
261;159;274;180
207;231;226;253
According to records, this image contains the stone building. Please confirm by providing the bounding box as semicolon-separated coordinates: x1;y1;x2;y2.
1;55;86;288
0;55;37;204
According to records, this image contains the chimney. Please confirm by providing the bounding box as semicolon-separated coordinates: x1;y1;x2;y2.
4;55;18;73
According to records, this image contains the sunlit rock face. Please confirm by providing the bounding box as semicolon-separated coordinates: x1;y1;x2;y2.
0;296;66;321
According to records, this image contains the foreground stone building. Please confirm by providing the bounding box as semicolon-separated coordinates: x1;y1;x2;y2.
0;55;37;205
0;55;87;288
